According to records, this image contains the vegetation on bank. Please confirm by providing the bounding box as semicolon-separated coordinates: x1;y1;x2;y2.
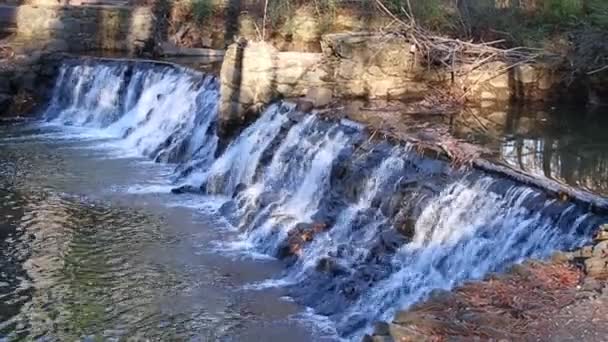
164;0;607;72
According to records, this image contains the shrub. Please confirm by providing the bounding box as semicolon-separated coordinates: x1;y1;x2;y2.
384;0;454;31
542;0;583;22
190;0;213;23
171;0;213;24
588;0;608;29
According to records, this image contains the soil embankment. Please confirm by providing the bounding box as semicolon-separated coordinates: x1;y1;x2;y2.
367;225;608;341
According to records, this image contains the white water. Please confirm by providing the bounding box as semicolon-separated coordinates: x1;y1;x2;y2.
41;60;605;340
45;62;219;164
336;177;595;335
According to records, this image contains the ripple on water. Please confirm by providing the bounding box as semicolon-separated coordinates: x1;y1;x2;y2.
0;189;247;341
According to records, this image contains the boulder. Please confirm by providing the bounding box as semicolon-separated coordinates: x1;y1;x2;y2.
277;222;328;259
585;257;608;278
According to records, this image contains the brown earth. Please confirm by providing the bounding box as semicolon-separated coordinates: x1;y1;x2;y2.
367;225;608;342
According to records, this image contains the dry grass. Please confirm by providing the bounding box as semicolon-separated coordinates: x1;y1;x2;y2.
397;261;583;339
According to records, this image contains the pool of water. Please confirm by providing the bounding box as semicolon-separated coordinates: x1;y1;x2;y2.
0;121;325;341
454;104;608;196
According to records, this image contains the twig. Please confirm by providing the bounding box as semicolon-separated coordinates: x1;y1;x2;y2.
587;65;608;75
262;0;269;41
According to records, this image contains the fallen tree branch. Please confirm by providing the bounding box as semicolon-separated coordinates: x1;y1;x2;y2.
587;65;608;75
373;0;550;80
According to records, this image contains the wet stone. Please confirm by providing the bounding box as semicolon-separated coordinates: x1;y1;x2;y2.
315;257;349;276
373;321;391;336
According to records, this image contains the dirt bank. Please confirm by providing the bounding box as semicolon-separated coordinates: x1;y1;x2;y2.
366;225;608;342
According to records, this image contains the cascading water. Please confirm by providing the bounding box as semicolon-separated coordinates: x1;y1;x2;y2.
41;59;606;340
45;60;219;166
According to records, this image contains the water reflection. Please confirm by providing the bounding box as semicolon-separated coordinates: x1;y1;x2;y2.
0;189;188;340
0;122;314;341
455;105;608;196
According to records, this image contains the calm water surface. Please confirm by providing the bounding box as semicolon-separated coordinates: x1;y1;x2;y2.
455;105;608;196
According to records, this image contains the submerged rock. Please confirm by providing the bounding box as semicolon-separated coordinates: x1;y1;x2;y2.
170;185;202;194
277;222;328;259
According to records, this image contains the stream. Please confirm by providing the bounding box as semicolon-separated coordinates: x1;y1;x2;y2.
0;59;606;341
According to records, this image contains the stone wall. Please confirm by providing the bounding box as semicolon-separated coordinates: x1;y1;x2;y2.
216;33;568;134
218;40;331;136
321;33;429;99
167;2;390;52
13;5;154;54
322;32;564;103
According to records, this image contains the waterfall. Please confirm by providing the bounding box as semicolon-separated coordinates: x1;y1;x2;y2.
44;61;219;165
42;60;607;340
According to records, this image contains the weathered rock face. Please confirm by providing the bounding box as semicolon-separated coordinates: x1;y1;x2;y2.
217;33;570;132
322;32;428;99
322;32;565;103
218;40;332;137
14;5;154;54
456;61;563;103
167;1;391;51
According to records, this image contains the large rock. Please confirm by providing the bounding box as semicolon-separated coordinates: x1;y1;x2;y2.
219;40;277;136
